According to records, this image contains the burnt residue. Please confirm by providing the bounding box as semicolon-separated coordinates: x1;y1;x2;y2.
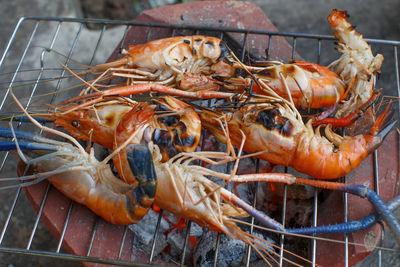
256;68;277;79
256;109;279;129
282;64;296;75
152;123;195;158
104;112;117;126
176;121;187;134
155;104;180;127
256;109;294;137
173;129;183;147
217;42;230;61
157;115;180;127
176;122;197;148
152;128;179;158
152;129;173;147
181;135;196;147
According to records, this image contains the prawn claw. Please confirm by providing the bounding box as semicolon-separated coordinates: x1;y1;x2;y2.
126;143;157;200
377;120;397;141
339;185;400;245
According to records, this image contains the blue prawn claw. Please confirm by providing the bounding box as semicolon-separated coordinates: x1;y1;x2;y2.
286;194;400;235
286;185;400;246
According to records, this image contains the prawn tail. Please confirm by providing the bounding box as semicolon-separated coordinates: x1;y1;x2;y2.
369;102;395;136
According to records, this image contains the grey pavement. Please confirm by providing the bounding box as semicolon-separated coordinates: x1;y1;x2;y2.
0;0;399;266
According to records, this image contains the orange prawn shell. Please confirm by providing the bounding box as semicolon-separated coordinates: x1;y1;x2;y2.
112;97;202;184
200;102;386;180
125;35;229;73
19;155;150;225
292;133;381;179
53;102;133;149
252;62;346;109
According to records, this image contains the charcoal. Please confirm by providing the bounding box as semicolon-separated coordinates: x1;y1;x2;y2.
194;230;275;267
129;209;169;257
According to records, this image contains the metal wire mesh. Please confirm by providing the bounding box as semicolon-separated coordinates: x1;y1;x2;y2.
0;16;399;266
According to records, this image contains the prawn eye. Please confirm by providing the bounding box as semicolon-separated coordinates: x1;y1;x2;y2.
71;120;80;128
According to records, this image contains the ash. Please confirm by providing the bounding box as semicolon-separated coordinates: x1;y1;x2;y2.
194;230;275;267
129;208;277;266
129;209;169;258
129;209;204;264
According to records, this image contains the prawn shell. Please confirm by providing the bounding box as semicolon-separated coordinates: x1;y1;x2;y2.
199;102;388;179
252;62;346;109
53;102;133;149
19;157;153;225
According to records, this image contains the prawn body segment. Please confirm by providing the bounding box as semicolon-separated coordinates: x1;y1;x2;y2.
328;9;384;117
229;61;346;109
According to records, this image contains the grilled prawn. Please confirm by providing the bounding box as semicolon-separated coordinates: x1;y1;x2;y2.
199;98;394;179
328;9;384;117
15;133;155;225
83;35;233;92
5;124;400;253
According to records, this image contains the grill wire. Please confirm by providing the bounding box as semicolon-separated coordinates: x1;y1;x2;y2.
0;16;399;266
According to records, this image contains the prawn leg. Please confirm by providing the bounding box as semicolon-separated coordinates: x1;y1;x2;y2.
0;141;58;152
62;83;236;113
312;92;380;127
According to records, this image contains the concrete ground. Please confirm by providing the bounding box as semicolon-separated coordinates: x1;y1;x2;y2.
0;0;399;266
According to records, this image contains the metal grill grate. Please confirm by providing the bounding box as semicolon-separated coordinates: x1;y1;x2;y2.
0;16;399;266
